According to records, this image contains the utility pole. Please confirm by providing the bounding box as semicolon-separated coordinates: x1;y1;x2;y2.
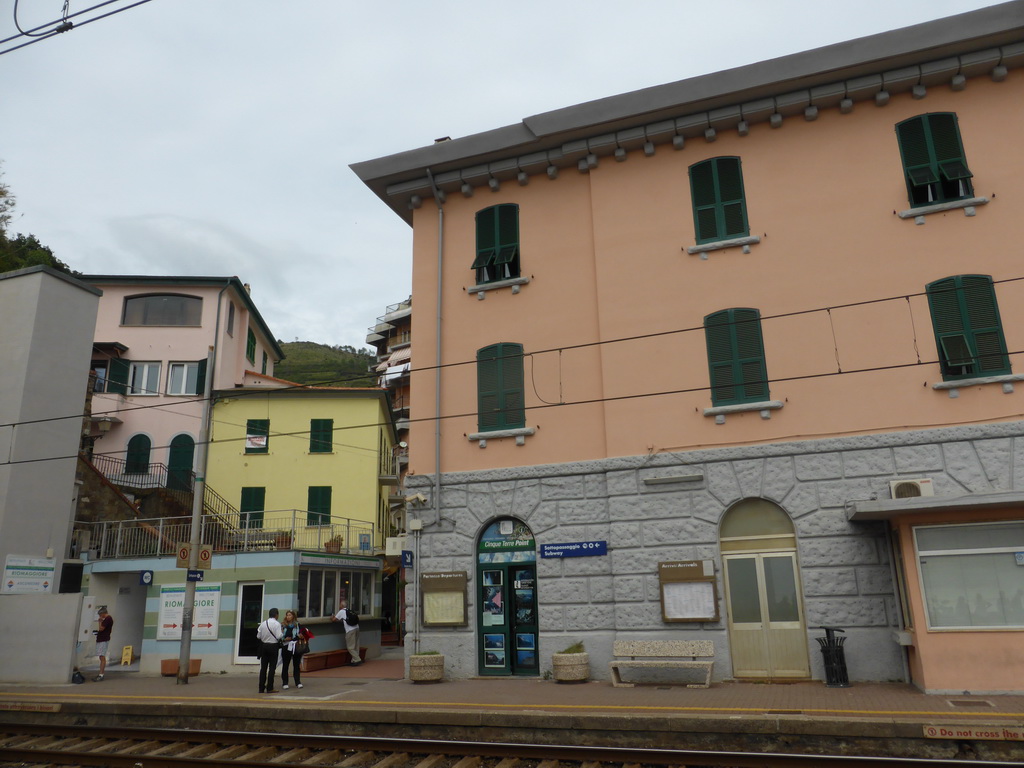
178;346;215;684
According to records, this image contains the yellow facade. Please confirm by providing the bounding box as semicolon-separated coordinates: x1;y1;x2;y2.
206;388;398;551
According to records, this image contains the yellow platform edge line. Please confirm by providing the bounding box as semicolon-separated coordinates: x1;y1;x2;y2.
2;692;1023;719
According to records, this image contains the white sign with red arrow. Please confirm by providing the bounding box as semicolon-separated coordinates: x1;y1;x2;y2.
157;582;221;640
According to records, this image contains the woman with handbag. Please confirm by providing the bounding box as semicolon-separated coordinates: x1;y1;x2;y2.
279;610;307;690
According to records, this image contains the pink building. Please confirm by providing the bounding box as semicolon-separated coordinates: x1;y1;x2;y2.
85;276;283;494
354;4;1024;692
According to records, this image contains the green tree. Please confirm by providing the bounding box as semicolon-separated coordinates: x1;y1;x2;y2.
0;165;76;275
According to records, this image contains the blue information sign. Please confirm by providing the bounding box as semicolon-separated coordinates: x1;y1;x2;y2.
187;569;204;582
540;541;608;559
402;550;414;568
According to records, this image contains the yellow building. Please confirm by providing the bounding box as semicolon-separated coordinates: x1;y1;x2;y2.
207;384;400;555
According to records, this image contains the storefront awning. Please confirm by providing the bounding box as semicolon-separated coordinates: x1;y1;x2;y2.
846;489;1024;522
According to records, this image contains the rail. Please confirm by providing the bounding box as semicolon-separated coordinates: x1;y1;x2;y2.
71;510;376;560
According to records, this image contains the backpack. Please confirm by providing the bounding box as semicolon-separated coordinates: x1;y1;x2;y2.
71;669;85;684
346;609;359;626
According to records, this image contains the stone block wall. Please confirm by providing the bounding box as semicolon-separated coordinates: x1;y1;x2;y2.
405;422;1024;682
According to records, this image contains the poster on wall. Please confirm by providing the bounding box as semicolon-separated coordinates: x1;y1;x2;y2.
1;555;55;593
421;572;468;626
157;583;222;640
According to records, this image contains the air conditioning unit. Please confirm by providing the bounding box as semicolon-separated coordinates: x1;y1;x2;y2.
889;478;934;499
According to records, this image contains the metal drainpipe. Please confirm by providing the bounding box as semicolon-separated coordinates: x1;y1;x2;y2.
884;523;912;684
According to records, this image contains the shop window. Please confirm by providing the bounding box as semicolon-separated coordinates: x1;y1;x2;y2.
915;521;1024;629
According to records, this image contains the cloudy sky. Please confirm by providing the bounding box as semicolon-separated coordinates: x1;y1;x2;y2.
1;0;1004;349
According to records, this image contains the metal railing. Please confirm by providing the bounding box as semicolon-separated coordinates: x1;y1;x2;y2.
71;511;377;561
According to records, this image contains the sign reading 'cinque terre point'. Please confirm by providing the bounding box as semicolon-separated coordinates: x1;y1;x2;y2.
478;519;536;564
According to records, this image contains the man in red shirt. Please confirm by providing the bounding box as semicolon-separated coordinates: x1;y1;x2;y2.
94;607;113;682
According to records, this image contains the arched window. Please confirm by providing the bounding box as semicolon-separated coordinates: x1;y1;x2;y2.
125;434;151;475
122;294;202;326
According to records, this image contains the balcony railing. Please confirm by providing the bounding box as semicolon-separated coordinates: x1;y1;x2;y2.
71;510;377;561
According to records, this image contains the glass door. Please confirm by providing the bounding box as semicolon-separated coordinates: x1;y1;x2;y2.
478;563;538;676
234;582;264;664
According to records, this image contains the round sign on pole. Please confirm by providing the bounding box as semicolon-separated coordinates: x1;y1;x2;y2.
198;546;212;569
175;543;191;569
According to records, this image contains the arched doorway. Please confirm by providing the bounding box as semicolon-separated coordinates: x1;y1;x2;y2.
125;434;151;475
167;434;195;491
476;517;538;676
720;498;810;679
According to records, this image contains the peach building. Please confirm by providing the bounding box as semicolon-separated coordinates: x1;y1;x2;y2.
353;3;1024;691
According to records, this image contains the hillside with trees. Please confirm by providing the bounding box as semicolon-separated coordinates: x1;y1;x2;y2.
275;341;377;387
0;166;75;275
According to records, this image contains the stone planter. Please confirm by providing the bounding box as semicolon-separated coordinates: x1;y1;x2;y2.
551;652;589;682
409;654;444;683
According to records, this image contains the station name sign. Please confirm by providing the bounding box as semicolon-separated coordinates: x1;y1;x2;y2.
540;541;607;559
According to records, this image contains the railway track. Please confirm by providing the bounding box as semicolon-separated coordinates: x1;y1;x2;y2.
1;724;1021;768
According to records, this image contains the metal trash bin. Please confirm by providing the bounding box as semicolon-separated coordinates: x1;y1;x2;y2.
815;626;850;688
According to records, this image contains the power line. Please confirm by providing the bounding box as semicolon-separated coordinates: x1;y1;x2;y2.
3;274;1022;439
2;0;156;56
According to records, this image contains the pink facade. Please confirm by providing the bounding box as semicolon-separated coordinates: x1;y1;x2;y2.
87;277;282;477
355;4;1024;689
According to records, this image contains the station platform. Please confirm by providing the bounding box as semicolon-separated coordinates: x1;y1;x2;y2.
2;651;1023;761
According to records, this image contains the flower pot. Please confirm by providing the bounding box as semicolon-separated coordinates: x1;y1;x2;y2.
409;654;444;683
275;533;292;550
551;652;589;682
324;541;342;553
160;658;202;677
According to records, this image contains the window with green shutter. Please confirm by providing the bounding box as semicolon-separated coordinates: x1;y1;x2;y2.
245;419;269;453
106;357;130;395
246;328;256;364
477;343;526;432
240;487;265;529
926;275;1009;380
261;351;268;375
309;419;333;453
125;434;151;474
689;157;749;244
704;308;769;406
307;486;332;526
896;113;974;207
473;204;520;284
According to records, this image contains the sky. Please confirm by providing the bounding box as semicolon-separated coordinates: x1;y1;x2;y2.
0;0;1006;350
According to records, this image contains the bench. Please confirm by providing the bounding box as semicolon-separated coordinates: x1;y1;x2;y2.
609;640;714;688
299;647;365;673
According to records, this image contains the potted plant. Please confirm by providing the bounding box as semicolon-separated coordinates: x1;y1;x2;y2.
274;531;293;550
551;641;589;682
409;650;444;683
324;534;343;554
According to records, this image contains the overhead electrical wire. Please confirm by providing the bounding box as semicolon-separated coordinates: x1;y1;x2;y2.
3;0;155;56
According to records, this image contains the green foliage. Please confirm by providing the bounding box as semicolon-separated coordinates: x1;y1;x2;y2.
559;641;585;654
275;341;377;387
0;165;76;277
413;650;441;655
0;232;76;276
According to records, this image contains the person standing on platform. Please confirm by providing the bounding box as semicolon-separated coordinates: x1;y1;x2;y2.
332;599;361;665
256;607;283;693
92;606;113;682
279;610;305;690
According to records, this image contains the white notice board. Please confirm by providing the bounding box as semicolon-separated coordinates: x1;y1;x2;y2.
662;581;717;622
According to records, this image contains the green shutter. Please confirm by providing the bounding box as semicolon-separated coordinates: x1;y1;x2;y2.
240;487;265;529
473;207;498;269
307;486;331;526
193;358;207;396
704;309;768;406
477;343;525;432
896;113;972;206
107;358;129;395
125;434;151;474
245;419;269;453
926;275;1009;380
473;205;520;280
690;157;749;244
246;328;256;364
310;419;333;453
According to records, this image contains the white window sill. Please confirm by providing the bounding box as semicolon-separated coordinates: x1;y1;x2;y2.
898;196;989;223
703;400;783;424
686;235;761;260
467;427;535;447
467;277;531;299
933;373;1024;398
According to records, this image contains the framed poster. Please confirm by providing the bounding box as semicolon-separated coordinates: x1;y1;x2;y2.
659;560;719;622
421;571;468;626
